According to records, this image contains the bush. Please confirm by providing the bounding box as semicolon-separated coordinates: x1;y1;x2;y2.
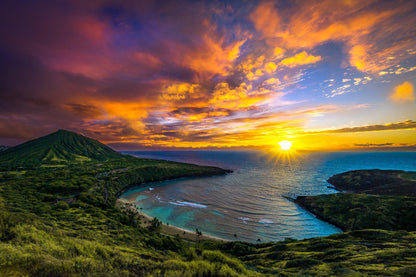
55;201;70;210
285;258;322;268
148;217;161;232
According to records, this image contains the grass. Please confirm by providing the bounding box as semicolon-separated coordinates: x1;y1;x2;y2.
199;230;416;276
295;193;416;231
1;131;415;276
0;158;252;276
0;130;123;169
1;162;416;276
297;169;416;232
327;169;416;196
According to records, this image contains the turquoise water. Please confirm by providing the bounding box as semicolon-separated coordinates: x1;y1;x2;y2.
120;151;416;243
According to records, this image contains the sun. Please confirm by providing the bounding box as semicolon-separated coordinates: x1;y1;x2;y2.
278;140;292;151
264;140;298;167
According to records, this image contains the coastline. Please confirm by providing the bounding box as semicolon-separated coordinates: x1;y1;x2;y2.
293;196;347;232
117;198;228;242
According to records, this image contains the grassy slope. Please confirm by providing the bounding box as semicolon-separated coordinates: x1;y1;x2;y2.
201;230;416;276
0;130;123;168
295;193;416;231
1;132;415;276
1;158;250;277
2;163;416;276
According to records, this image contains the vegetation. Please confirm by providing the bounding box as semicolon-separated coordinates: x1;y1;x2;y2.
327;169;416;196
0;152;250;276
0;129;123;168
295;169;416;231
0;131;415;276
199;230;416;276
295;193;416;231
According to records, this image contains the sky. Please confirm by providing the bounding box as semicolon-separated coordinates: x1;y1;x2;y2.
0;0;415;151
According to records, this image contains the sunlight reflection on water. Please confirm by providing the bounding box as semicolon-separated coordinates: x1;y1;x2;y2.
121;151;416;242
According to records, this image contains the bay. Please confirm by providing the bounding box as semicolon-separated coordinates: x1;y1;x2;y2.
120;151;416;243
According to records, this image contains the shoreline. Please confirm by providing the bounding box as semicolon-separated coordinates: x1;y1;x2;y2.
117;198;228;242
293;196;347;232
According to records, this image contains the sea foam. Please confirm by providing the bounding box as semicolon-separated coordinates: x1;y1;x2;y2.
238;217;250;224
169;200;207;208
259;219;273;224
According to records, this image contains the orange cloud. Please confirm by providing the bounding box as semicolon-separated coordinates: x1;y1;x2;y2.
209;82;269;109
250;1;391;48
237;55;265;74
103;102;149;121
273;47;285;58
264;62;277;73
349;45;367;71
389;81;415;103
264;78;281;85
249;1;415;73
280;51;321;68
249;2;283;39
160;83;201;101
182;33;246;80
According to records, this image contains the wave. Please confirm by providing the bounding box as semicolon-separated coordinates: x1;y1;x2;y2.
238;217;250;224
149;187;154;191
258;219;273;224
169;200;207;208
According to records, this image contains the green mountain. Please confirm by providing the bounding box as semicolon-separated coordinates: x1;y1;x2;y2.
0;132;415;275
0;129;123;168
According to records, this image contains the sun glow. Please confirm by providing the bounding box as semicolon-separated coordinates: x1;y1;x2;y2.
278;140;292;151
264;140;299;169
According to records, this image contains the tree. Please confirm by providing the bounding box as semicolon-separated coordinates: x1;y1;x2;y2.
148;217;161;232
195;228;202;241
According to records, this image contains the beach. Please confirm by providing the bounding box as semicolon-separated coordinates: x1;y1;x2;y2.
117;199;227;242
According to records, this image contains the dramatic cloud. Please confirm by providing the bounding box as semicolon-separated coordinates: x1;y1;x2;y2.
0;0;415;150
389;81;415;103
249;0;416;73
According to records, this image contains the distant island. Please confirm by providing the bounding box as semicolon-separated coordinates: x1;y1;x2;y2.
0;130;415;276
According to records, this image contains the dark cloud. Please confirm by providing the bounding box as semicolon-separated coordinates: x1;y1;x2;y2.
0;48;90;109
309;120;416;134
0;117;36;139
354;143;394;147
65;104;103;118
352;143;416;151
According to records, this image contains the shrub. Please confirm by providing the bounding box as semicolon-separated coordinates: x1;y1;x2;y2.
285;258;322;268
55;201;70;210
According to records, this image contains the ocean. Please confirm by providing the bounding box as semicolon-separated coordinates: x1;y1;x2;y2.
120;151;416;243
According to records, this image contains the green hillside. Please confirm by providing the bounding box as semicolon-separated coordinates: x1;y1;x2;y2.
0;130;123;168
295;169;416;231
295;193;416;231
0;133;415;276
